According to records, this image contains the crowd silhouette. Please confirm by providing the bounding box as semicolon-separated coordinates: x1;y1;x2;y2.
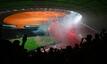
0;29;107;64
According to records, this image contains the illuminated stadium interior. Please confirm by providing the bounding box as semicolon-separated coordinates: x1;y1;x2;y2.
1;8;96;50
0;1;107;64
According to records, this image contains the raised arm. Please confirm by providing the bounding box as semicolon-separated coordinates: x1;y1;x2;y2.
22;34;27;48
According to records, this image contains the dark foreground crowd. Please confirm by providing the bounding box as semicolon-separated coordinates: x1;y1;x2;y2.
0;29;107;64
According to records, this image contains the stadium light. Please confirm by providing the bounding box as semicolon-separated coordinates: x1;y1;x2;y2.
74;14;82;24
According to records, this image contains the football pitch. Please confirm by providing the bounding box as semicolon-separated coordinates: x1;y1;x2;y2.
10;36;55;51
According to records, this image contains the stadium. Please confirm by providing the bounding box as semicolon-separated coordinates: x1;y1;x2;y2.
0;7;97;50
0;0;107;64
0;0;106;51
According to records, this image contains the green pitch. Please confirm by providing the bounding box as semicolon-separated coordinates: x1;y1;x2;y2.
10;36;55;51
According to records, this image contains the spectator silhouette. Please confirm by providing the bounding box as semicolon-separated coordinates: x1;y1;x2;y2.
80;34;92;48
11;34;28;64
0;39;13;64
85;34;92;42
100;29;107;39
93;33;101;44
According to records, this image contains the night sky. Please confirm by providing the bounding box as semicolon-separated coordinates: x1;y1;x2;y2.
0;0;107;31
